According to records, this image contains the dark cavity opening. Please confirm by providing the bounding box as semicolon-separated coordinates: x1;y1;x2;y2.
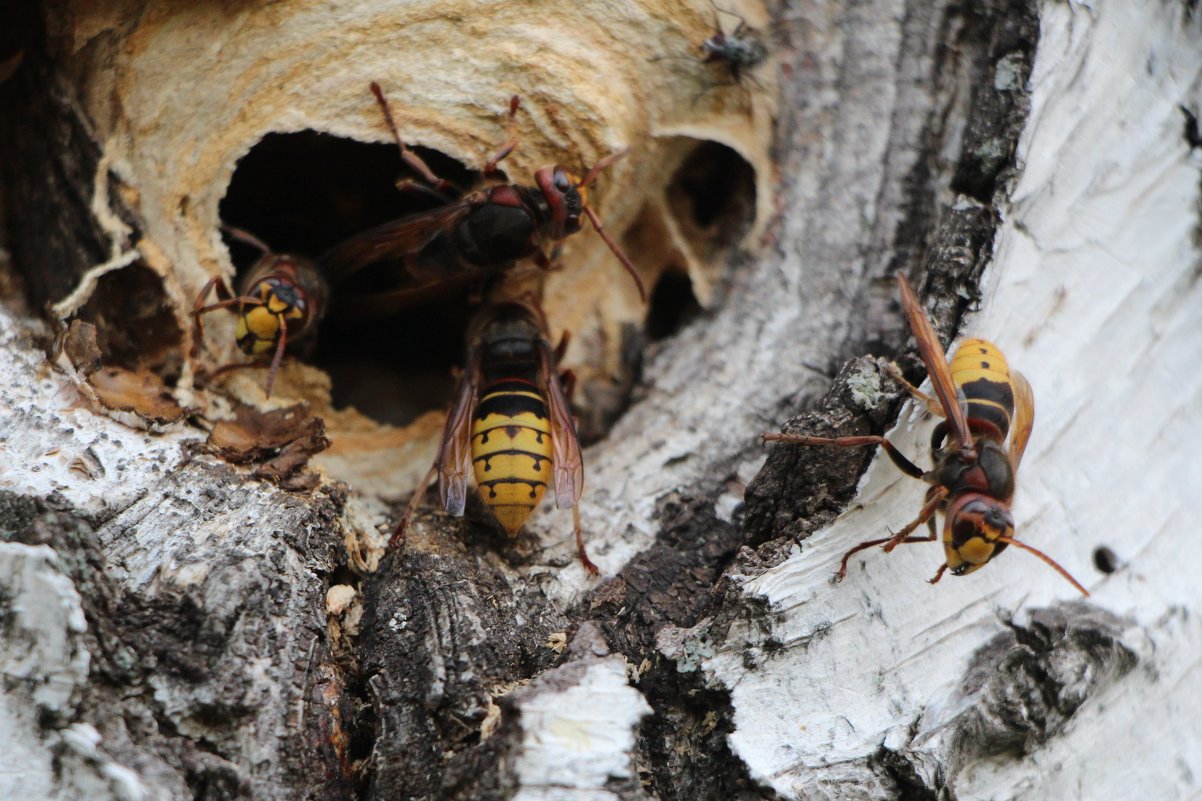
219;130;482;425
575;321;644;446
666;140;756;256
77;264;182;377
1181;105;1202;150
646;267;702;341
1092;546;1119;574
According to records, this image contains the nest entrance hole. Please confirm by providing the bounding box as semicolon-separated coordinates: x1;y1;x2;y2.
666;140;756;258
76;264;182;377
635;139;756;340
219;130;482;426
646;268;702;341
215;134;752;431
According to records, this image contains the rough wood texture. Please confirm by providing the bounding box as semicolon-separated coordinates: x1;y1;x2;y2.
2;0;1201;800
679;2;1202;799
0;314;351;798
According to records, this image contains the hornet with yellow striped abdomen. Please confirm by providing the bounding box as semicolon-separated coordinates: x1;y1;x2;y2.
191;227;328;398
763;273;1088;596
391;291;595;574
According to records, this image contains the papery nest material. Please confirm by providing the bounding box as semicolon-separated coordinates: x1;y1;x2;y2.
207;402;330;488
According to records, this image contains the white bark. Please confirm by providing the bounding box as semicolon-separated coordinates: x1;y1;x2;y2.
0;315;198;515
509;625;653;801
0;544;103;800
671;3;1202;799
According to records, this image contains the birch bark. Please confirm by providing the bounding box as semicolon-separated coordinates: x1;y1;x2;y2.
1;1;1199;800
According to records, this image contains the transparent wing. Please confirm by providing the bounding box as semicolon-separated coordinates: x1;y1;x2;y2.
437;349;482;516
1008;370;1035;472
540;341;584;508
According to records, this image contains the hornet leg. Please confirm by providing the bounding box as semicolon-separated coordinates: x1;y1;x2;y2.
762;432;925;479
574;503;599;575
836;530;937;583
390;464;439;549
881;485;949;552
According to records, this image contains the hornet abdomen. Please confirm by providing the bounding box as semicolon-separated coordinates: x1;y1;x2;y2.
949;338;1014;441
471;379;553;534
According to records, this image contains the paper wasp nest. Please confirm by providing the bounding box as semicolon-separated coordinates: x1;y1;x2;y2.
54;0;776;501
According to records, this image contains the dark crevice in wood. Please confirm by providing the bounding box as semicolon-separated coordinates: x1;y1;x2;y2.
859;605;1134;798
638;675;783;801
665;140;758;258
1181;104;1202;149
940;606;1136;773
745;0;1038;555
0;27;141;312
558;484;780;800
743;355;904;546
576;320;645;446
356;544;570;801
646;268;704;342
75;263;184;375
870;746;943;801
948;0;1039;202
586;488;744;659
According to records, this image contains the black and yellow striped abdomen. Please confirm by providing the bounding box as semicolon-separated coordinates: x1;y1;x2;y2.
949;338;1014;440
471;379;553;534
234;278;307;356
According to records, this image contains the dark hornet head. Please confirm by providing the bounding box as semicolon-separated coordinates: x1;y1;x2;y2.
533;166;587;241
941;493;1014;575
530;153;647;302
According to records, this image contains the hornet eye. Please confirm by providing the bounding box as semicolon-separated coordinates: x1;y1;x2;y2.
553;170;572;193
985;509;1010;530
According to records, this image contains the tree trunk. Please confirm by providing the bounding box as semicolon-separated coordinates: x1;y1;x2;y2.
1;1;1200;800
